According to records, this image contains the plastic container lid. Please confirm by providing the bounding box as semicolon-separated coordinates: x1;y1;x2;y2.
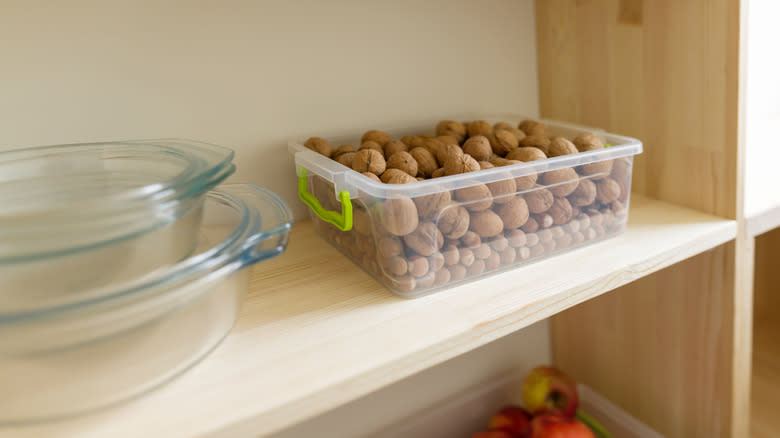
0;139;235;260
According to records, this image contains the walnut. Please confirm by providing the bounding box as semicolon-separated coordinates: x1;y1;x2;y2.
410;147;438;178
474;243;491;259
467;120;493;137
380;197;418;236
568;179;597;206
386;151;419;177
491;129;520;156
431;168;446;178
468;259;486;275
361;130;391;146
469;210;504;237
494;121;514;131
496;196;530;229
383;170;417;184
414;191;452;221
400;135;417;147
437;205;470;239
332;144;357;158
381;256;408;277
516;246;531;260
362;172;381;182
384;140;408;157
455;184;493;211
548;197;574;225
422;137;447;163
403;222;444;256
443;154;480;176
479;161;494;170
505;127;527;143
359;140;385;154
581;159;613;179
596;177;621;203
335;152;357;167
408;255;430;277
489;156;521;167
304;137;333;157
573;133;604;152
378;236;403;258
515;174;538;191
487;177;517;204
437;135;460;146
442;244;460;265
462;135;492;161
542;167;579;196
507;229;527;247
434;267;451;285
611;157;632;183
518;120;548;136
459;248;475;267
506;147;547;162
390;274;416;293
525;231;540;247
547;137;578;157
533;213;554;228
436;120;467;143
429;251;445;271
460;231;481;248
353;207;372;235
489;235;509;252
525;186;554;213
436;144;464;166
519;135;552;155
450;264;467;280
352;149;387;175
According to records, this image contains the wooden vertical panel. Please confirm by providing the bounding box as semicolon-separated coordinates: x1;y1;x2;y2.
552;243;736;438
536;0;740;219
753;228;780;322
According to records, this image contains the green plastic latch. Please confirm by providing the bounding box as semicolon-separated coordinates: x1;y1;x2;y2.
297;168;353;231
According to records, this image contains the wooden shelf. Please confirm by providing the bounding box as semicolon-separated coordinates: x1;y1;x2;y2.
751;319;780;438
6;195;736;438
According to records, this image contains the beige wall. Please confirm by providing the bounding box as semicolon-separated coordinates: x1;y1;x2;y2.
0;0;540;219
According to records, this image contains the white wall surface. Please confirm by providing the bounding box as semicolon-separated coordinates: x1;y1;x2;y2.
0;0;540;219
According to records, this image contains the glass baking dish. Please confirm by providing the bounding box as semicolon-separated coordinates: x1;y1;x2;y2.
0;139;236;313
0;184;293;424
289;115;642;298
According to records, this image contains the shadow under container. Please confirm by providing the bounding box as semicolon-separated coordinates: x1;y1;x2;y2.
290;118;642;298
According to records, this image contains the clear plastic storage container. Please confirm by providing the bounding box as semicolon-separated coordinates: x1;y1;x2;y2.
289;116;642;298
0;184;292;424
374;370;664;438
0;139;235;313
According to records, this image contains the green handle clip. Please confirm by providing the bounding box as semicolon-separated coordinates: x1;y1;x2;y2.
297;168;353;231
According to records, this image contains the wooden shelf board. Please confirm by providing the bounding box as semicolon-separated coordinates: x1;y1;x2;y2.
4;194;736;438
751;319;780;438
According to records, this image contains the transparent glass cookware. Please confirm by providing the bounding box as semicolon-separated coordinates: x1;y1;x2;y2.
0;184;292;424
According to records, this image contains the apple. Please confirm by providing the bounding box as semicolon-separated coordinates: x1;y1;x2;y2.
471;430;515;438
530;414;595;438
522;366;579;418
487;405;531;437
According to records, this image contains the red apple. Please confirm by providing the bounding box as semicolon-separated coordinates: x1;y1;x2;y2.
471;430;515;438
522;366;579;418
530;415;595;438
487;405;531;437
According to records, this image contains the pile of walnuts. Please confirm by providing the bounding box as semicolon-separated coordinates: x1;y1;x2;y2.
303;119;631;294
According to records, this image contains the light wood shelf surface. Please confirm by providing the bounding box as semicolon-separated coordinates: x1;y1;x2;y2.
4;195;736;438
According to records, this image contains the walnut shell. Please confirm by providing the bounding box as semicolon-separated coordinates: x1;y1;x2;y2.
362;172;381;182
332;144;357;157
383;170;417;184
390;274;416;292
547;137;578;157
403;222;444;257
573;133;604;152
429;251;445;271
507;229;527;247
434;267;451;285
442;244;460;265
568;179;597;207
506;147;547;162
437;135;460;146
515;174;538;191
410;147;438;178
414;191;452;221
422;137;447;163
534;213;554;229
450;264;467;280
596;178;621;203
468;259;486;275
581;159;614;178
352;149;387;175
431;168;446;178
469;210;504;237
384;140;408;157
467;120;493;137
519;135;552;155
462;135;492;161
304;137;333;157
548;197;574;225
491;129;520;156
542;167;579;197
443;154;480;176
361;130;391;146
485;250;501;270
359;140;384;154
494;121;514;131
436;144;464;166
518;120;548;136
478;161;494;170
505;127;527;143
408;255;430;277
496;196;530;229
353;207;372;235
459;248;475;267
336;152;357;167
487;177;517;204
611;157;632;182
381;256;408;277
460;231;481;248
378;236;403;258
386;151;419;177
381;197;418;236
437;205;470;239
525;186;554;213
455;184;493;211
436;120;467;143
489;156;521;167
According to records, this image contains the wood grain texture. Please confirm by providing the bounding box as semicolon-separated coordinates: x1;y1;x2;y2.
2;195;735;438
552;242;737;438
751;319;780;438
753;227;780;323
537;0;741;219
